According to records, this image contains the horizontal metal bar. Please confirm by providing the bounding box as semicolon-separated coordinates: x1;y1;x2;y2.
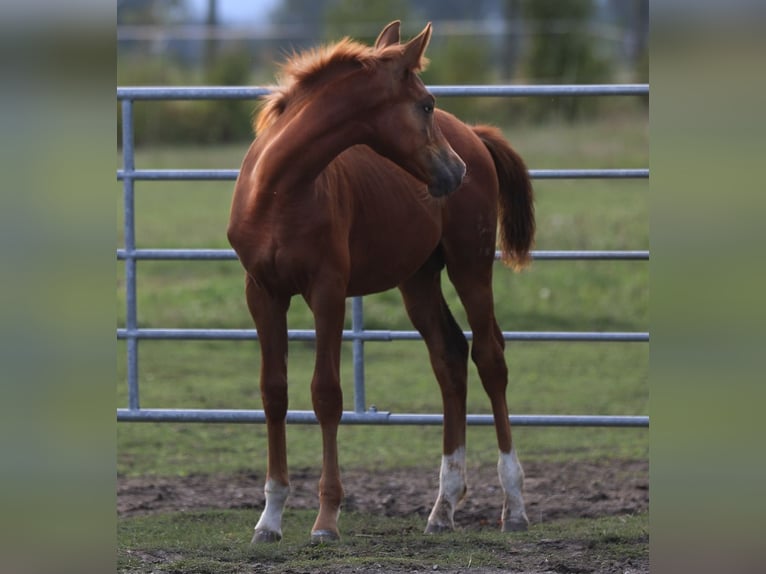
117;328;648;342
117;169;239;181
117;86;273;100
117;84;649;101
118;249;239;260
430;84;649;97
530;168;648;179
117;168;647;181
116;248;648;261
117;408;648;427
522;250;649;260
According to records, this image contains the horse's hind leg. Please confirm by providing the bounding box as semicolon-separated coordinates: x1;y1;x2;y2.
446;261;530;532
245;275;291;543
399;257;469;533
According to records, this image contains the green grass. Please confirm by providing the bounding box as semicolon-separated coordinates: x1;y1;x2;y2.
118;509;648;573
117;340;647;476
117;111;648;477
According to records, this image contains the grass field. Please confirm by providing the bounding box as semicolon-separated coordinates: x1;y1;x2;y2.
119;509;648;573
117;110;648;571
117;111;648;476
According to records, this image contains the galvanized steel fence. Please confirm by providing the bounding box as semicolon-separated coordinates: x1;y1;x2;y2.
117;84;649;428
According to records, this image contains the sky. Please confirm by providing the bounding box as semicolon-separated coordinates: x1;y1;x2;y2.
186;0;280;24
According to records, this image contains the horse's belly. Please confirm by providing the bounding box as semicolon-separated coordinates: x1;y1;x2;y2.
345;255;431;296
346;218;441;296
326;147;445;296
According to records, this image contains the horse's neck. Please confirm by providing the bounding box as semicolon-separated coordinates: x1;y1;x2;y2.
255;89;367;194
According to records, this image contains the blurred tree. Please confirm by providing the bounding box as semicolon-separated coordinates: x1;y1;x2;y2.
202;48;255;142
631;0;648;84
420;36;494;123
323;0;412;45
270;0;331;45
204;0;219;72
501;0;523;80
521;0;613;120
411;0;496;20
117;0;188;25
607;0;648;68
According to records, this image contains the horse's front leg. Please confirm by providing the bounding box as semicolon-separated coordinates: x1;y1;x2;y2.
305;274;347;543
245;275;291;543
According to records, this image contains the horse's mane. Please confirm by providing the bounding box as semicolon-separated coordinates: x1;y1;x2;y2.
254;37;428;135
255;39;378;135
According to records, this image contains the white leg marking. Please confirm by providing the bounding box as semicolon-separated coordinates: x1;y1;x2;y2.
498;448;529;531
254;479;290;539
426;447;467;532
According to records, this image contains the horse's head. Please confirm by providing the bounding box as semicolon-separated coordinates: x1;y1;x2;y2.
255;22;465;197
363;22;465;198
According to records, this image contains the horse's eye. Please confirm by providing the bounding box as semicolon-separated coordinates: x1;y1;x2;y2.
423;104;434;114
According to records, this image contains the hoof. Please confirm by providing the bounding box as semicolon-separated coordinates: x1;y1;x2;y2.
502;518;529;532
252;529;282;544
310;529;340;544
424;522;454;534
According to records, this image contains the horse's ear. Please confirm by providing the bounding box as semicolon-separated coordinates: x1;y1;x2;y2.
375;20;401;49
400;22;432;71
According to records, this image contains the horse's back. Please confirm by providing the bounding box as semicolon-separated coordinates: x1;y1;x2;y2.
229;111;504;296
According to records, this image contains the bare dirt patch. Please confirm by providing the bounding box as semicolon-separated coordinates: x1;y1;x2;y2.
118;458;647;527
119;459;648;573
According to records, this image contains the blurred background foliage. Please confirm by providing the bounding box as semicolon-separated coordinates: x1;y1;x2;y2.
117;0;648;145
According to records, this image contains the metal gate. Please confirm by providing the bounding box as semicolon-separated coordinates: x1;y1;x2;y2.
117;84;649;428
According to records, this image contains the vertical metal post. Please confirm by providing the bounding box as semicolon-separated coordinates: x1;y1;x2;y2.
351;296;366;413
121;99;140;410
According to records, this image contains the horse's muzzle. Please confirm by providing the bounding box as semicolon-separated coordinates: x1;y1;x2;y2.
428;148;466;198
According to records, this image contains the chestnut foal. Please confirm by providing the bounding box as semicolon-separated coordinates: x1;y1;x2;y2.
228;21;534;543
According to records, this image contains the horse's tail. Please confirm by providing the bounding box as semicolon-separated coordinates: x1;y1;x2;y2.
472;125;535;271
